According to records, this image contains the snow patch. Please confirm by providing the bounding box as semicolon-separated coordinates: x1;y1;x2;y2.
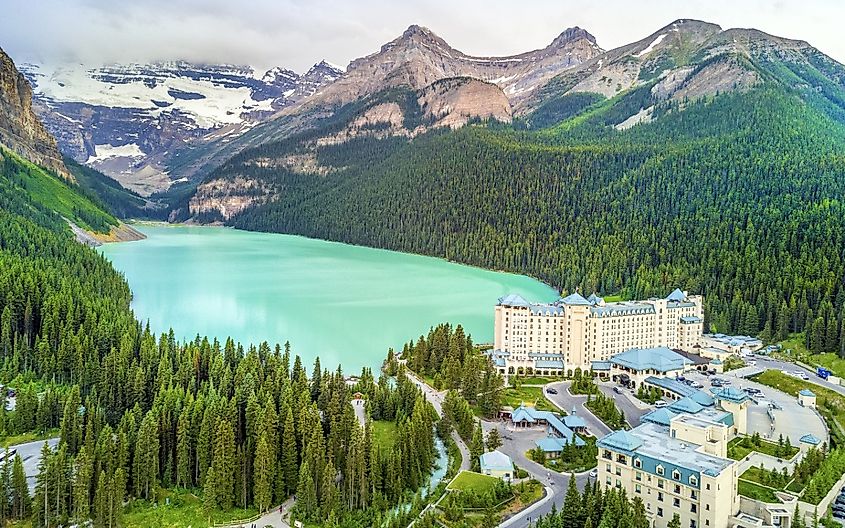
635;34;667;58
87;143;145;163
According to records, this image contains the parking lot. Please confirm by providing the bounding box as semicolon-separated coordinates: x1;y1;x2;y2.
683;370;828;446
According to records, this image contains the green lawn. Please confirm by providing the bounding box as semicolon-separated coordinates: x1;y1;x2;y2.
0;430;59;449
501;386;556;412
511;375;565;386
738;480;780;503
372;420;398;449
123;488;259;528
447;471;501;494
751;370;845;441
776;333;845;378
727;436;799;461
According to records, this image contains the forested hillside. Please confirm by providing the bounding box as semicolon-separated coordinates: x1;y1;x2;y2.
219;79;845;354
0;147;442;527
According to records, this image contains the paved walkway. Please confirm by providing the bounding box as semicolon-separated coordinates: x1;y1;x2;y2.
251;497;295;528
405;370;471;471
350;398;366;427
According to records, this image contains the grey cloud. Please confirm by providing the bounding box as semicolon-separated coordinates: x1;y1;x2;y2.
2;0;843;73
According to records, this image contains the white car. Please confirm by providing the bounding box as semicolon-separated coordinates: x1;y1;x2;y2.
589;468;598;478
654;400;668;408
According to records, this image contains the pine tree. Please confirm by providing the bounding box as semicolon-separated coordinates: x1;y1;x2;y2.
212;419;236;510
11;454;28;519
470;422;484;472
486;428;502;451
282;407;298;495
253;432;273;512
72;446;93;521
668;513;682;528
202;465;217;520
562;474;583;528
296;460;318;522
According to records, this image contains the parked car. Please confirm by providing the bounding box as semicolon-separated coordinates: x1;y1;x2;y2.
711;380;723;388
654;400;668;408
613;387;622;394
546;388;559;395
689;381;704;389
589;468;598;478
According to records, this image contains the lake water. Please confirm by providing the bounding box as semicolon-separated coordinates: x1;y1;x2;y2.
100;225;557;374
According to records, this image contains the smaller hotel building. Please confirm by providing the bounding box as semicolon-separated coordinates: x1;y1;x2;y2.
596;387;751;528
491;289;704;375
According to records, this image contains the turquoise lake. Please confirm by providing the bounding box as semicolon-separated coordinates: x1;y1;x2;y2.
100;225;558;374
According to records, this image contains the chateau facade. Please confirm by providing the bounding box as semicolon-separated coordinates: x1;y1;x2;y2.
491;289;703;375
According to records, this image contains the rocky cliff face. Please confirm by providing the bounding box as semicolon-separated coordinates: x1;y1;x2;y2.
0;47;71;180
297;24;602;111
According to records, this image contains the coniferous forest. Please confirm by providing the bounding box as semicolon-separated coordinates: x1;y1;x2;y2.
0;149;443;527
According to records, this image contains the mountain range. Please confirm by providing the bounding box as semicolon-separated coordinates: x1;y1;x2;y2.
21;60;343;194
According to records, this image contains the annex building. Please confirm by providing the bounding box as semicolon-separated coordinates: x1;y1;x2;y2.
597;387;751;528
490;289;704;375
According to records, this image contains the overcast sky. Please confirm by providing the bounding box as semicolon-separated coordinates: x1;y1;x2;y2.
2;0;843;74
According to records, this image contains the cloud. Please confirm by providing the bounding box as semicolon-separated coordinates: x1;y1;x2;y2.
2;0;843;73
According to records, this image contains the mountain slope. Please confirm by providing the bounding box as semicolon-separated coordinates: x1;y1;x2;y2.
21;60;343;194
0;47;71;181
162;24;603;182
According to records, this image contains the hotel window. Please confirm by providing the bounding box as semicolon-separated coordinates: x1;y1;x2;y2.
674;484;681;494
706;522;710;527
616;467;622;476
658;492;664;502
606;464;611;472
690;521;697;528
657;465;665;476
690;476;698;487
673;498;680;508
606;476;612;485
635;472;642;482
705;484;710;491
634;458;642;468
635;484;641;494
705;504;710;511
673;470;681;481
657;508;664;518
691;504;697;513
616;479;622;489
658;479;664;489
691;490;697;500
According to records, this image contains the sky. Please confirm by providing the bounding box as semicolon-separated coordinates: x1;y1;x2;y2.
2;0;844;74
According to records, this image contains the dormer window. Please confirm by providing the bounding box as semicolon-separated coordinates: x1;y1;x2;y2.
657;465;665;476
673;469;681;481
634;458;642;468
689;476;698;487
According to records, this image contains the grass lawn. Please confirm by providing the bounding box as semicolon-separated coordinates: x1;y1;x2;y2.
501;386;556;412
511;376;565;386
124;487;259;528
447;470;501;494
751;370;845;441
371;420;398;450
776;333;845;378
727;436;799;461
0;429;59;449
738;480;780;503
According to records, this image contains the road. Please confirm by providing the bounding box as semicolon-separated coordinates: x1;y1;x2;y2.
751;356;845;398
4;437;59;493
405;370;471;471
543;381;611;436
596;382;650;427
481;418;592;527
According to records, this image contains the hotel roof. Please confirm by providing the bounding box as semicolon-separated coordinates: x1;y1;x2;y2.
536;435;587;452
600;422;734;478
480;450;514;472
611;347;688;372
800;433;821;445
642;408;679;426
711;386;749;404
561;292;591;306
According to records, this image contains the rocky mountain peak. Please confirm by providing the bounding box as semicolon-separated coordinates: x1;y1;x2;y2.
549;27;597;48
0;47;71;180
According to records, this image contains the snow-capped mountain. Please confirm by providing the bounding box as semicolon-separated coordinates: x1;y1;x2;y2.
20;60;343;194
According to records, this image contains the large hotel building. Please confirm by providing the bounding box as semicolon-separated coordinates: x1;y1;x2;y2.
491;289;704;375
